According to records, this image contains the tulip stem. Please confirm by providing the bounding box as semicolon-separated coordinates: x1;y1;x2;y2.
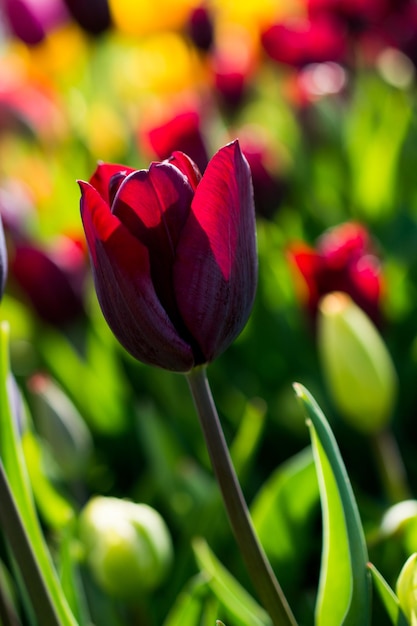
0;458;62;626
186;366;297;626
372;428;410;504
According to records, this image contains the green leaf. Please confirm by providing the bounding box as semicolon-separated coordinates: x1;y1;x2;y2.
22;430;75;529
251;447;319;588
367;563;407;626
0;322;78;626
294;383;371;626
192;538;272;626
162;574;211;626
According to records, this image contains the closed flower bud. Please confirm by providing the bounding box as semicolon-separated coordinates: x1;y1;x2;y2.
318;292;397;433
396;552;417;624
79;140;257;372
78;497;173;598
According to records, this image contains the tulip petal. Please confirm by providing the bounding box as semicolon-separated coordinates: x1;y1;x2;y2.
79;181;194;371
174;140;257;362
89;162;136;205
111;164;194;322
169;151;202;190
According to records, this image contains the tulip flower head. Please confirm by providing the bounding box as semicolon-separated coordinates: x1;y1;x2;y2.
79;140;257;372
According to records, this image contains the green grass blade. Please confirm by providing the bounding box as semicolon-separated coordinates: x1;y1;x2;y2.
0;322;78;626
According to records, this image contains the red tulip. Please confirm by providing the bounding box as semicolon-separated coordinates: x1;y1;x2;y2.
79;141;257;372
139;107;209;174
288;222;383;327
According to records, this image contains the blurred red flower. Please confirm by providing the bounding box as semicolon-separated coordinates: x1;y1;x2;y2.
139;107;209;174
9;235;87;327
288;222;383;326
262;16;348;67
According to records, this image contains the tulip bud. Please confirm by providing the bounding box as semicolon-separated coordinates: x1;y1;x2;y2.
78;497;173;598
396;553;417;623
318;292;397;433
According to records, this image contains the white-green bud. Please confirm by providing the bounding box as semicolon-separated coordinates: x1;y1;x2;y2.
79;496;173;598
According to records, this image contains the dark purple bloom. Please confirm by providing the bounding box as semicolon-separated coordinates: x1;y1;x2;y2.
61;0;111;35
79;141;257;372
187;5;214;51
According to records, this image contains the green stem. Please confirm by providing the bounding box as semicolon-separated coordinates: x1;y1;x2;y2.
0;568;21;626
372;428;410;504
186;366;297;626
0;458;62;626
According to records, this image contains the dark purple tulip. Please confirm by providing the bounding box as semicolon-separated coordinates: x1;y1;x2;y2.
187;5;214;51
61;0;111;35
79;141;257;372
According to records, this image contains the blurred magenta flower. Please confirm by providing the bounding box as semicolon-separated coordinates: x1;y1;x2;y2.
238;127;286;219
262;16;348;67
10;235;87;327
288;222;383;326
1;0;68;45
0;217;7;299
79;140;257;372
306;0;391;31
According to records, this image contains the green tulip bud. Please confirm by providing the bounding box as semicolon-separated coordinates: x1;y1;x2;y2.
318;292;397;434
396;552;417;623
78;496;173;598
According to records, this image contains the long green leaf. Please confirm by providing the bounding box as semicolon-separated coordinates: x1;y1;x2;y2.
0;322;78;626
294;383;371;626
192;538;272;626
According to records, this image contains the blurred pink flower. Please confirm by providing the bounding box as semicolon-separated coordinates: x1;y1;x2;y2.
1;0;68;44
